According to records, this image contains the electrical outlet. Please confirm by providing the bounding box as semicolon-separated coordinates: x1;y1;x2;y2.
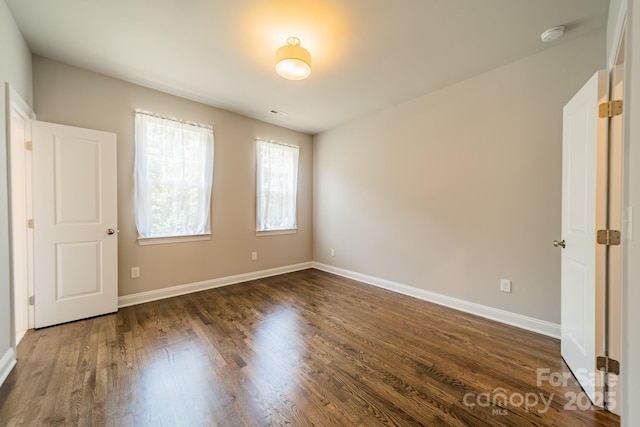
131;267;140;279
251;252;258;261
500;279;512;293
330;248;335;257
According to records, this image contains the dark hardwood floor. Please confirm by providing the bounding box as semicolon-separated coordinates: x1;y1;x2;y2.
0;269;620;426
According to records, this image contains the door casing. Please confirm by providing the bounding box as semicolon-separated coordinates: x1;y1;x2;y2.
6;83;36;349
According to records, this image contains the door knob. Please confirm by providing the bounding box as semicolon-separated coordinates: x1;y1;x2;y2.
106;228;116;235
553;239;566;248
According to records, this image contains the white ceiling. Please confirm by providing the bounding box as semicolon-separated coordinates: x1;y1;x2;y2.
7;0;608;135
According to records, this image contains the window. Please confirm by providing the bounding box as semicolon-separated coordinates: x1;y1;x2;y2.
134;110;214;242
256;139;299;233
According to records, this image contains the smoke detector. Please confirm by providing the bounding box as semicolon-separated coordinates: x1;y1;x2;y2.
540;26;565;43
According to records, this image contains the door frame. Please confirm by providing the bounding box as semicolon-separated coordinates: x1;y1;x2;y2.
604;11;626;416
6;83;36;351
605;2;631;415
621;1;640;422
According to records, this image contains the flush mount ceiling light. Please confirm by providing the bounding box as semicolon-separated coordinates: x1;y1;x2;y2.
275;37;311;80
540;26;565;43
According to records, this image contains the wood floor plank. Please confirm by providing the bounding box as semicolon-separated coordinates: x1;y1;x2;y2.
0;269;621;426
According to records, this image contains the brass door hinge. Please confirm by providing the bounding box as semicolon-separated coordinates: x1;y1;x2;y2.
597;356;620;376
29;296;35;306
599;100;623;118
597;229;621;246
25;141;33;151
27;219;34;229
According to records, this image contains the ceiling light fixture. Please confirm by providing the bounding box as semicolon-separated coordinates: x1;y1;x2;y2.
540;26;565;43
275;37;311;80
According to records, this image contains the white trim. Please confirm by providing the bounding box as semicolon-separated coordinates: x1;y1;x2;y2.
138;233;211;245
256;229;297;236
6;83;36;360
119;260;560;337
0;347;17;388
609;2;628;68
312;262;561;339
7;84;36;120
118;262;313;308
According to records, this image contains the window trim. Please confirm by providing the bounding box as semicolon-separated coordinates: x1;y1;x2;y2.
255;229;297;237
134;109;214;242
255;138;300;233
138;233;212;246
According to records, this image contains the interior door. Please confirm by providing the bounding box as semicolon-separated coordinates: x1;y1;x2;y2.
560;70;606;406
32;121;118;328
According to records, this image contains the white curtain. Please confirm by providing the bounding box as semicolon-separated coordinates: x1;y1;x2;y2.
134;110;214;238
256;139;299;231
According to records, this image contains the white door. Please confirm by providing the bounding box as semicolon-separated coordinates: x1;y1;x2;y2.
32;121;118;328
560;70;606;406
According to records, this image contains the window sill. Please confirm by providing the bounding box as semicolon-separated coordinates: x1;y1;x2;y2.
256;229;298;237
138;233;211;245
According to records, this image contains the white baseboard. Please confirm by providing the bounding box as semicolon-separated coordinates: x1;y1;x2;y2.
312;262;560;339
0;347;17;388
118;262;313;308
116;260;560;339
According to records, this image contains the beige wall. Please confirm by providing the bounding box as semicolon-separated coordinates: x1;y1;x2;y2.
0;0;32;369
33;57;313;297
313;31;605;324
